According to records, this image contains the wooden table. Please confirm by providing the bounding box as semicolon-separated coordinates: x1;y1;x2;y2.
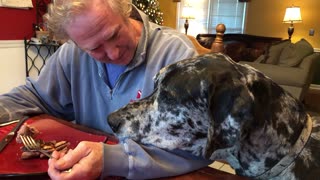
0;114;248;180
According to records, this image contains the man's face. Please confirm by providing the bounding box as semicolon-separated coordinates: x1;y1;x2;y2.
65;3;140;65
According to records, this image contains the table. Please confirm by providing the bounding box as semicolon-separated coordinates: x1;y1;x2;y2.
0;114;248;180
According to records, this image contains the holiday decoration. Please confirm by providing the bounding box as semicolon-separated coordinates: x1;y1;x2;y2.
133;0;164;25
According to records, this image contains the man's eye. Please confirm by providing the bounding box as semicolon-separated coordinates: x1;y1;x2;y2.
89;46;100;52
109;32;119;41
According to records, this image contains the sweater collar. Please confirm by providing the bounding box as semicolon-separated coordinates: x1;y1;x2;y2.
126;5;148;70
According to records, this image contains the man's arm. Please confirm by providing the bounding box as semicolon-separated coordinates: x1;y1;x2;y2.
102;134;212;179
0;83;45;123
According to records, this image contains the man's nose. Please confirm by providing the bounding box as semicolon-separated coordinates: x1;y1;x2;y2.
105;44;120;61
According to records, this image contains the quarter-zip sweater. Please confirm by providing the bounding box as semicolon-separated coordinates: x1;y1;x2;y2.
0;6;211;179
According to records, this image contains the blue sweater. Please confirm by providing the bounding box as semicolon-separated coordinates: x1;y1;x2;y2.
0;7;211;179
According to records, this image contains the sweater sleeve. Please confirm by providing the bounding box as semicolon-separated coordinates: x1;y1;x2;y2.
0;83;45;122
101;139;212;179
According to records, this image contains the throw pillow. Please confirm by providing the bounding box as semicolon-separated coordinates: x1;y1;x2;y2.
254;55;265;63
242;48;264;62
262;40;291;64
278;38;314;67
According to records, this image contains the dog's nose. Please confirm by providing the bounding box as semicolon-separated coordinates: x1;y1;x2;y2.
107;114;124;133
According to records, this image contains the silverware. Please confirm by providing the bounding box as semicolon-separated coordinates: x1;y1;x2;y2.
20;135;72;173
0;119;20;127
0;116;29;152
20;135;52;158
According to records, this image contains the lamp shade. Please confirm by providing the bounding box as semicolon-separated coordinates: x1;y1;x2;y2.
181;5;195;19
283;6;302;23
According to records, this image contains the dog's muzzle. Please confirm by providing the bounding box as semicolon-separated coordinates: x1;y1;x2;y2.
107;113;124;133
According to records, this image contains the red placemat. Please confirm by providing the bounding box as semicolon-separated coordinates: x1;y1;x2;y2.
0;115;117;177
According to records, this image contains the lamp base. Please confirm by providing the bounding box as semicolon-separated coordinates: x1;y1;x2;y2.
184;19;189;35
288;23;294;40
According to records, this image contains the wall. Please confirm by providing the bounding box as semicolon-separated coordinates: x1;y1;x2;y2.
160;1;320;48
0;41;26;94
160;0;320;84
0;1;37;94
159;0;177;29
0;0;37;40
0;0;51;94
245;0;320;48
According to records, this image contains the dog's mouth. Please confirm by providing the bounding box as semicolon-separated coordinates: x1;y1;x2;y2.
107;113;125;133
110;120;122;133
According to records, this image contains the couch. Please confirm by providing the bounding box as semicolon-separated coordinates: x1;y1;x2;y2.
196;33;283;62
195;34;320;101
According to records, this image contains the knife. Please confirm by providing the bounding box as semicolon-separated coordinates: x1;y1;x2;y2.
0;116;29;152
0;119;20;127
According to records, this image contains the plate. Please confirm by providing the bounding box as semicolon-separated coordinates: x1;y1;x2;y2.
0;115;115;177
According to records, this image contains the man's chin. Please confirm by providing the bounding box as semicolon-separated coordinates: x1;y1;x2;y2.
97;59;119;64
96;52;133;65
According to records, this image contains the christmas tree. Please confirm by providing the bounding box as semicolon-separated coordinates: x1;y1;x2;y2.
133;0;164;25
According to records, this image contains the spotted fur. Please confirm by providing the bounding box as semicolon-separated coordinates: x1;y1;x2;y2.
108;53;320;179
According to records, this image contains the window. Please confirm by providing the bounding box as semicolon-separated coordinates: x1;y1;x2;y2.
177;0;247;36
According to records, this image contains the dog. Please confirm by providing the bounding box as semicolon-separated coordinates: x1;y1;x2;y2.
108;53;320;179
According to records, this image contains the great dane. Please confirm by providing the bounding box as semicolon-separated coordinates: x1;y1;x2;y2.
108;53;320;179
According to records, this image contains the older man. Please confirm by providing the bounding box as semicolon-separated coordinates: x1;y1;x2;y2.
0;0;211;179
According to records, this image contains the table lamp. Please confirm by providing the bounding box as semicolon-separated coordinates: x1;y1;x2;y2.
283;6;302;40
181;5;195;35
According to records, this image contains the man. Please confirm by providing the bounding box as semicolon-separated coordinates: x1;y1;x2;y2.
0;0;211;179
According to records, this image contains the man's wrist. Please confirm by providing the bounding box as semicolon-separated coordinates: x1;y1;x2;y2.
101;142;129;178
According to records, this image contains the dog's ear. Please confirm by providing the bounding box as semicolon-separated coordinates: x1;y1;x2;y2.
204;72;254;159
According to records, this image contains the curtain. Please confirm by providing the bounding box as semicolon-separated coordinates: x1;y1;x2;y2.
208;0;246;33
177;0;246;36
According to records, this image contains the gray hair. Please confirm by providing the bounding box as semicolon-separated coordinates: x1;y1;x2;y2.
44;0;132;40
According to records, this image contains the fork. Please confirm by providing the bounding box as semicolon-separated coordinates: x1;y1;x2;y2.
20;135;72;172
19;135;53;158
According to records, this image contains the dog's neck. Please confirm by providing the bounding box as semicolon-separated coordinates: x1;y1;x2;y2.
210;115;313;178
254;115;312;179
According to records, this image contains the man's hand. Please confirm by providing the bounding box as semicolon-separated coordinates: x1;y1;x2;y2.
48;141;103;180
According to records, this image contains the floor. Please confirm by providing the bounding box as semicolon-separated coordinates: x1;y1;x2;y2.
304;87;320;114
207;87;320;175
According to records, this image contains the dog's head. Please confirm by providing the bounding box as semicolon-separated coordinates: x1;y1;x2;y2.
108;53;256;159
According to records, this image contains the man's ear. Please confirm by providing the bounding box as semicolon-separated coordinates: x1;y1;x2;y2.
203;75;253;159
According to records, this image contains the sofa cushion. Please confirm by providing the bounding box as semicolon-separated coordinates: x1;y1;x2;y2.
262;40;291;64
240;62;307;87
242;48;265;62
224;41;247;62
254;55;265;63
278;38;314;67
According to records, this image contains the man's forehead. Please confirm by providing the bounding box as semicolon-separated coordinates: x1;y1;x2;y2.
65;3;121;50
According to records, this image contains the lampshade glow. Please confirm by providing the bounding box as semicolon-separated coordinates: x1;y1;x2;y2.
181;5;195;19
283;6;302;23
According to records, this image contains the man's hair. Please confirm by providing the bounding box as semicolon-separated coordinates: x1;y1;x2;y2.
44;0;132;40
